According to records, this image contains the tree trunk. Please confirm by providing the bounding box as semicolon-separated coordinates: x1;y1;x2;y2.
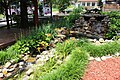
3;0;10;29
50;2;52;23
20;0;28;28
33;0;38;27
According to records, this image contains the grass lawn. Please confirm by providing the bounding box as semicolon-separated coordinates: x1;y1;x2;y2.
0;14;4;19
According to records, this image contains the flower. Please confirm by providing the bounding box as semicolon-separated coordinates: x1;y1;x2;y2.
65;40;69;43
37;47;41;52
70;37;76;40
45;33;51;37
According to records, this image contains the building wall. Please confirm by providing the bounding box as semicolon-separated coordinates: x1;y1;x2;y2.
103;1;120;11
76;0;98;9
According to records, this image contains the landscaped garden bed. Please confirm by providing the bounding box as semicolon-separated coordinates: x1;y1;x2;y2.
0;8;120;80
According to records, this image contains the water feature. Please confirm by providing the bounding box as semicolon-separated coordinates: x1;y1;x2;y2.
72;9;110;38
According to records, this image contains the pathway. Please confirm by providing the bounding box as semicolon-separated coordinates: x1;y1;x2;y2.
82;57;120;80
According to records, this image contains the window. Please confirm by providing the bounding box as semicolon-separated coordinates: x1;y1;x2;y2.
87;2;90;6
78;4;81;7
82;2;85;6
92;2;95;6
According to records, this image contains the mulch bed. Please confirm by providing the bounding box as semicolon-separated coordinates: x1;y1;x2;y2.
82;57;120;80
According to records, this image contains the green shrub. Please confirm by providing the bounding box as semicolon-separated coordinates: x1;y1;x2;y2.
64;7;84;27
53;7;84;28
102;11;120;38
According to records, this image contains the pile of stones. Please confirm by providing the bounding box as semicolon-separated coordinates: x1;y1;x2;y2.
72;15;110;38
0;48;55;80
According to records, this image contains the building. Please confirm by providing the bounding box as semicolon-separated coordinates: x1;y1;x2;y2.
103;0;120;11
75;0;99;9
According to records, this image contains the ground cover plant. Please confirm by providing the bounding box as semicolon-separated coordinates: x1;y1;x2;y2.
81;41;120;57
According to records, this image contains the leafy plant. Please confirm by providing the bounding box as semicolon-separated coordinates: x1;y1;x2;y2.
64;7;84;27
102;11;120;39
55;39;76;58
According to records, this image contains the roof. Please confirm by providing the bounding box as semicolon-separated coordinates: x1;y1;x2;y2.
77;0;98;2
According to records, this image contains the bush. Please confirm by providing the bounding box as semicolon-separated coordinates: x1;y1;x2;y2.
64;7;84;27
53;7;84;28
102;11;120;38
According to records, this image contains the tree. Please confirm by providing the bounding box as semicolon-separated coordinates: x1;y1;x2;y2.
20;0;28;28
98;0;103;11
51;0;72;12
0;0;10;28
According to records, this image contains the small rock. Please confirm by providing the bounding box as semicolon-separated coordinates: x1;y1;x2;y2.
88;39;94;42
4;62;11;68
56;34;66;38
24;53;28;55
56;60;63;64
105;39;112;43
23;75;30;80
93;39;97;42
86;34;92;37
12;64;18;68
0;69;2;72
95;57;101;61
54;38;62;43
95;41;101;45
50;49;56;55
26;68;33;75
48;54;54;58
36;58;44;64
37;62;44;66
105;56;112;59
101;56;107;60
19;62;24;66
19;66;23;69
8;68;15;72
115;52;120;57
88;57;95;61
84;27;88;30
36;55;41;59
2;68;8;75
41;51;49;55
0;73;4;78
44;56;49;61
99;38;104;43
54;39;59;43
26;63;33;69
6;73;12;77
118;39;120;41
23;55;29;61
10;59;17;63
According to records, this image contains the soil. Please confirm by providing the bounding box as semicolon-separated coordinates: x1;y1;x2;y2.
82;57;120;80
